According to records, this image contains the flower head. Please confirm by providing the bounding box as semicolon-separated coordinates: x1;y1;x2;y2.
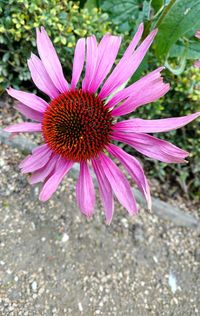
196;30;200;39
195;30;200;68
5;25;200;223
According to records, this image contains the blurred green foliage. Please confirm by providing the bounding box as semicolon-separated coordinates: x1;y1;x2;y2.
0;0;112;90
0;0;200;197
100;0;142;33
98;0;200;198
154;0;200;60
134;66;200;198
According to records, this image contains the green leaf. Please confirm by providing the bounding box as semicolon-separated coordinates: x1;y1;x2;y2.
0;35;5;43
59;12;67;21
79;0;89;8
169;41;200;60
84;0;98;9
100;0;140;32
142;0;151;20
151;0;164;13
165;55;186;75
155;0;200;59
2;52;10;62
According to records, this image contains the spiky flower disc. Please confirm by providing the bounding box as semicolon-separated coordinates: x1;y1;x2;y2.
42;90;113;161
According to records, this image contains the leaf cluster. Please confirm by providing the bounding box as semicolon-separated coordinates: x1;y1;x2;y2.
0;0;112;90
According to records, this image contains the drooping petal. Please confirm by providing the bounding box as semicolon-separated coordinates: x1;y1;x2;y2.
92;158;114;224
39;157;73;202
89;34;122;93
15;103;43;122
28;154;59;184
195;30;200;39
7;87;48;112
82;35;98;92
112;81;170;116
19;144;52;173
76;161;96;217
112;131;189;163
194;60;200;68
71;38;86;90
113;112;200;133
98;153;137;215
107;66;164;108
99;28;158;99
36;27;68;93
4;122;42;133
28;53;59;99
107;144;151;210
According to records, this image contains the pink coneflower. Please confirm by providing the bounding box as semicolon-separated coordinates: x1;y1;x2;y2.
195;30;200;68
5;24;200;223
196;30;200;39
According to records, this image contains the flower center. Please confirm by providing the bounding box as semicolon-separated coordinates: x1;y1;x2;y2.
42;90;113;161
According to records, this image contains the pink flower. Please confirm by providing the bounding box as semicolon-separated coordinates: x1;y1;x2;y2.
5;25;200;223
194;60;200;68
195;30;200;39
195;30;200;68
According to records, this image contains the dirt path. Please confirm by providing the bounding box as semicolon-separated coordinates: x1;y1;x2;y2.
0;144;200;316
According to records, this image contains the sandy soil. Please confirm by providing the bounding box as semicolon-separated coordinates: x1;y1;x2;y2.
0;143;200;316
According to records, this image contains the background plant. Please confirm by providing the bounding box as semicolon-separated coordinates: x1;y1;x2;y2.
0;0;112;90
83;0;200;198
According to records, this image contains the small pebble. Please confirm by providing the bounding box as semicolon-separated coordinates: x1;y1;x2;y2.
31;281;38;292
61;233;69;242
78;302;83;312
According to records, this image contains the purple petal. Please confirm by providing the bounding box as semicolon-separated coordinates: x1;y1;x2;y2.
19;144;52;173
112;131;189;163
39;158;73;202
7;87;48;112
82;35;98;92
15;103;43;122
28;53;59;99
122;23;144;59
71;38;86;90
113;112;200;133
28;154;59;184
194;60;200;68
99;28;158;99
92;158;114;224
107;144;151;210
36;27;68;93
107;67;164;108
32;143;50;155
76;161;96;218
112;81;170;116
98;153;137;215
4;122;42;133
195;30;200;39
89;34;122;93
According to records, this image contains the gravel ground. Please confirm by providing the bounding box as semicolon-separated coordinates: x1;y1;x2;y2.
1;97;200;315
0;143;200;316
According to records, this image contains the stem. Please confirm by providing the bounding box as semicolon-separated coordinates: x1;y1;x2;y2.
155;0;177;29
